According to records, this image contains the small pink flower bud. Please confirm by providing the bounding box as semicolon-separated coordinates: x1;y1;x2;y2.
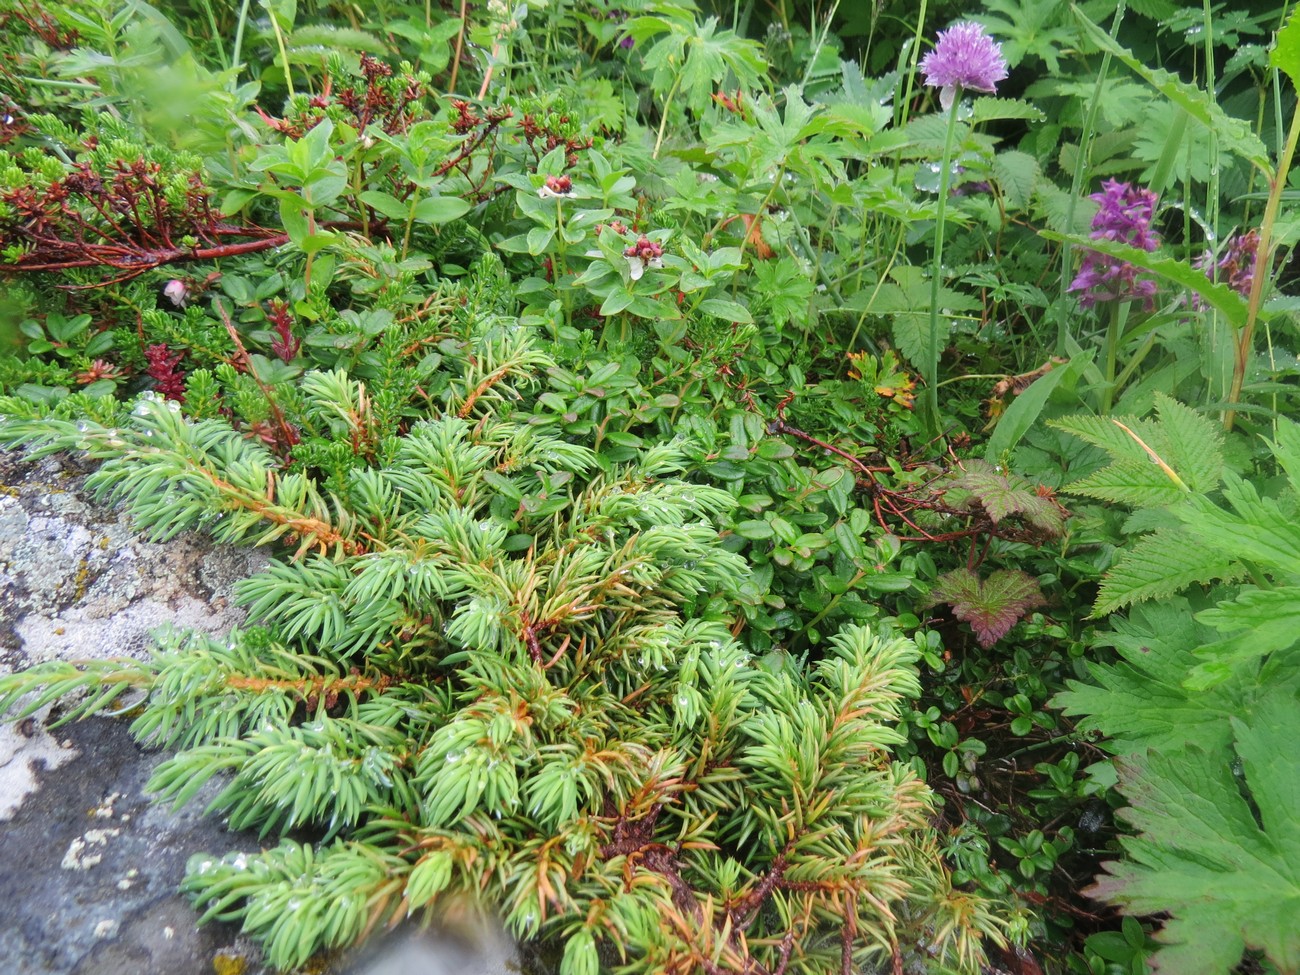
163;279;188;307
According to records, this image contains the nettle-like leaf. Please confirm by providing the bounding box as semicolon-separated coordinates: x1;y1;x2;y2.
851;265;981;374
1187;586;1300;689
1093;526;1243;617
1088;679;1300;975
1054;600;1251;755
945;458;1066;536
1052;394;1224;508
928;567;1046;648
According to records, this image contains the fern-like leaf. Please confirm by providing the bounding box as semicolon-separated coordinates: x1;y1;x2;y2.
1052;394;1223;508
1182;475;1300;576
1186;587;1300;689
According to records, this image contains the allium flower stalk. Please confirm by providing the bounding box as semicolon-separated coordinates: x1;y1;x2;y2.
920;23;1008;110
1069;180;1160;310
918;22;1006;431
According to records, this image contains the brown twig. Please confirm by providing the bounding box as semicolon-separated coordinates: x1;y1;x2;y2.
217;302;301;460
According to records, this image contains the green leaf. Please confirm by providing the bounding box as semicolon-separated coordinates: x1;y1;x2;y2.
1054;599;1262;756
1182;475;1300;576
1146;394;1223;494
287;24;386;55
1040;230;1252;327
560;929;599;975
358;190;410;221
946;459;1067;536
871;274;981;374
1270;5;1300;87
928;567;1046;647
984;353;1089;461
1188;587;1300;687
1070;4;1272;175
1093;527;1242;617
598;289;634;316
734;519;773;540
1053;395;1223;507
971;97;1046;124
1087;681;1300;975
991;150;1041;210
412;196;471;225
1267;417;1300;497
697;297;753;323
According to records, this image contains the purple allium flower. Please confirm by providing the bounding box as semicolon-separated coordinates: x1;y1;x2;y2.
1069;180;1161;310
920;23;1008;110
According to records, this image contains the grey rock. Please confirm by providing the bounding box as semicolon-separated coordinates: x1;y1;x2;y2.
0;449;520;975
0;715;267;975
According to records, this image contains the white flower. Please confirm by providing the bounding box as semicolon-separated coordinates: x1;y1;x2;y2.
163;280;188;307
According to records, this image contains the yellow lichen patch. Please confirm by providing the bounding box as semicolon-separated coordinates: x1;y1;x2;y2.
71;558;92;601
211;952;247;975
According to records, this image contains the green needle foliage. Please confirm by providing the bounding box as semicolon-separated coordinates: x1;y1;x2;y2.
0;328;1007;973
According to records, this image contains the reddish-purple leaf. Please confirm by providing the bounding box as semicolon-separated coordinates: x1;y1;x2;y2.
930;567;1046;647
946;459;1067;536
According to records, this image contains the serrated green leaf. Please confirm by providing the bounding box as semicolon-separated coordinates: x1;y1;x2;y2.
891;311;944;374
1093;527;1242;616
992;150;1041;210
1150;393;1223;494
946;459;1066;535
1087;681;1300;975
1053;600;1246;755
1053;398;1221;508
287;25;387;54
1266;416;1300;497
1063;457;1187;509
1271;6;1300;87
1181;475;1300;575
1071;5;1272;175
1186;587;1300;687
1036;180;1094;235
971;97;1046;124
